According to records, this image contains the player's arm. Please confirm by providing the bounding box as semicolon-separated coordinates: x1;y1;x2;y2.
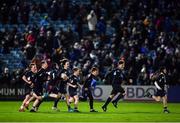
22;75;32;85
77;82;82;88
83;76;90;90
154;81;162;90
61;73;68;81
67;79;77;88
122;70;133;84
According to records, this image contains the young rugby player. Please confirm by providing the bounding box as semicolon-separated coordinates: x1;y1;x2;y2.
52;59;73;112
68;67;81;112
19;63;37;112
82;67;99;112
102;60;129;112
29;60;49;112
144;67;170;113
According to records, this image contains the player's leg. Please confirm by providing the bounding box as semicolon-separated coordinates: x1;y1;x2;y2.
35;99;43;111
49;93;60;99
20;88;33;111
111;93;125;108
73;95;80;112
144;90;161;102
162;95;170;113
80;88;88;101
24;95;35;109
69;96;74;103
152;96;161;102
112;87;125;108
87;90;97;112
30;99;40;112
52;93;61;111
19;94;31;111
64;93;73;112
102;87;117;112
30;92;43;112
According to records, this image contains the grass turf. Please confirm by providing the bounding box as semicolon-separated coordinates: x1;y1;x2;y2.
0;101;180;122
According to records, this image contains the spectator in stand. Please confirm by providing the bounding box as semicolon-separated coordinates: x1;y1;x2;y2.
0;3;9;24
96;16;106;36
0;67;11;87
20;1;30;25
40;16;50;28
0;0;179;87
87;10;97;37
9;5;19;24
26;30;36;46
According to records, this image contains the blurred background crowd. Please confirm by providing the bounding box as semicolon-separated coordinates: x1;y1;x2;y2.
0;0;179;87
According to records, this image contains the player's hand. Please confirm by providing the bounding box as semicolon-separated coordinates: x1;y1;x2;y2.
129;79;133;84
84;88;88;91
28;81;32;85
30;83;34;88
38;96;43;100
158;88;162;90
61;73;68;80
73;85;77;88
79;85;83;89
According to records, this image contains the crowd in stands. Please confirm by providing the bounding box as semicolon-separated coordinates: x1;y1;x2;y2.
0;0;179;87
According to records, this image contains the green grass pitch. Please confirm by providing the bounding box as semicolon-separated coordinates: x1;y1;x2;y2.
0;101;180;122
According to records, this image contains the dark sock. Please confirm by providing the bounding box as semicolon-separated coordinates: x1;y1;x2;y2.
36;100;43;108
89;99;93;109
164;107;167;110
149;94;153;98
103;97;112;107
68;105;71;109
32;106;35;109
54;98;60;107
112;94;124;103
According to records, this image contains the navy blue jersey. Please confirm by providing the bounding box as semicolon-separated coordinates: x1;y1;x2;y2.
34;68;48;92
23;70;36;86
69;75;80;92
48;68;59;86
83;74;98;88
155;73;167;90
59;69;70;88
109;68;126;85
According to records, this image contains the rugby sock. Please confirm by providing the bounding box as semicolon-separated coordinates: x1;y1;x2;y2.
90;99;93;109
104;97;112;107
32;106;35;110
68;105;71;109
164;107;167;110
149;94;153;98
36;100;43;108
54;98;60;108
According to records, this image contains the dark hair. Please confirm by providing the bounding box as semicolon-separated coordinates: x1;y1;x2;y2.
60;58;69;66
30;58;41;70
159;66;166;72
29;63;35;68
118;60;125;65
52;63;58;69
41;60;47;64
91;67;98;73
73;67;79;72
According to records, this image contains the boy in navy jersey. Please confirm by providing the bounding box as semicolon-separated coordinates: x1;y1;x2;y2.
144;67;170;113
68;67;81;112
102;60;128;112
19;63;37;112
82;67;99;112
